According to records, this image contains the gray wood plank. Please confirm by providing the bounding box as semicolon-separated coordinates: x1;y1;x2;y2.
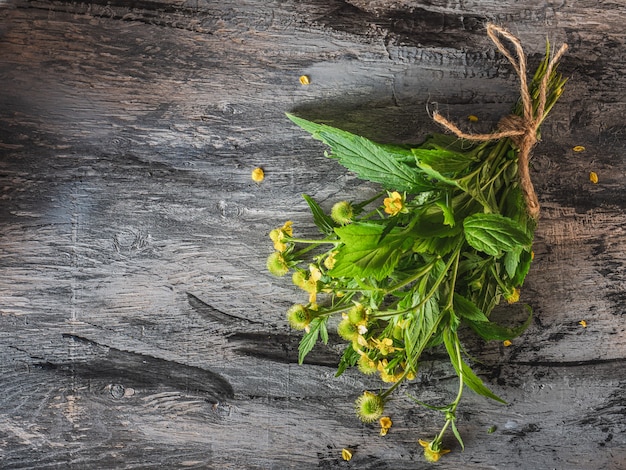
0;1;625;468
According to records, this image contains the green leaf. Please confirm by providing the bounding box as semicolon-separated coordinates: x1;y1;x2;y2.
335;345;360;377
503;248;522;279
463;213;532;257
403;295;442;367
451;419;465;450
413;147;476;174
511;249;533;286
298;317;327;364
466;305;533;341
287;114;433;192
329;223;408;280
435;200;455;227
302;194;336;235
454;293;489;322
443;328;506;403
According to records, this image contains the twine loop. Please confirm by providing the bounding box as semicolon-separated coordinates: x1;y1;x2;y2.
432;24;568;219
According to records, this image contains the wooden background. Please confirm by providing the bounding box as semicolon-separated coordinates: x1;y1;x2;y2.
1;1;625;468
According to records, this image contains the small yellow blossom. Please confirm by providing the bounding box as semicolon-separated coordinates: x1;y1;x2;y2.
372;337;396;356
505;287;520;304
579;320;587;328
572;145;585;152
468;114;479;122
323;251;337;270
379;416;392;436
251;167;264;182
269;221;293;252
299;75;310;85
503;340;512;347
419;439;451;463
301;264;322;303
589;171;599;184
341;448;352;461
383;191;406;216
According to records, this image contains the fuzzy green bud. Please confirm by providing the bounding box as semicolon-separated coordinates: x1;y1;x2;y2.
347;304;367;324
267;252;289;277
331;200;353;225
355;391;385;423
337;319;359;341
286;304;310;330
292;270;307;288
357;355;378;375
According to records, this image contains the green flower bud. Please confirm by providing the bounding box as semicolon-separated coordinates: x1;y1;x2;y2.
331;200;353;225
347;304;367;324
286;304;310;330
292;270;307;288
357;355;378;375
267;252;289;277
355;391;385;423
337;319;359;341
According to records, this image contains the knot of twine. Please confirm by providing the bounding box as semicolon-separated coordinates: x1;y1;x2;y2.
432;24;568;220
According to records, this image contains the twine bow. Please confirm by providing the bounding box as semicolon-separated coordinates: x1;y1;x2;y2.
432;24;568;220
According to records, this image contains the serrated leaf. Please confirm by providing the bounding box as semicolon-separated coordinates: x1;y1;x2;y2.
463;213;532;257
298;317;327;364
287;114;434;192
512;249;533;286
413;147;476;174
335;345;360;377
454;293;489;322
466;305;533;341
302;194;337;236
329;223;408;280
504;247;522;279
443;328;506;403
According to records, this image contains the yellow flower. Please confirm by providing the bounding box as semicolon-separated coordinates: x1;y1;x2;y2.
505;287;520;304
503;340;512;347
251;167;264;182
323;251;337;270
372;337;396;356
589;171;599;184
579;320;587;328
419;439;451;463
299;75;310;85
341;448;352;461
379;416;392;436
383;191;405;216
269;221;293;252
300;264;322;303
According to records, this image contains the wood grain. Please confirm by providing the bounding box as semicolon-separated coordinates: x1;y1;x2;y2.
0;0;625;468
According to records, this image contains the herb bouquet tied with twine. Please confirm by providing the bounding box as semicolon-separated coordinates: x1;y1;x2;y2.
267;24;567;462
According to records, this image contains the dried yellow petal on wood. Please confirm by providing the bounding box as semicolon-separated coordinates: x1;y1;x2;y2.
299;75;310;85
467;114;479;122
579;320;587;328
251;167;264;182
341;448;353;461
572;145;585;152
503;340;512;347
589;171;598;184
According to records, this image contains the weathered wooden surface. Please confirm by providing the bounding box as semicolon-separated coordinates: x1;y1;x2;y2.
0;1;625;468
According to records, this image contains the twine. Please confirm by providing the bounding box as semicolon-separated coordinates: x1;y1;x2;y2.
432;24;568;219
